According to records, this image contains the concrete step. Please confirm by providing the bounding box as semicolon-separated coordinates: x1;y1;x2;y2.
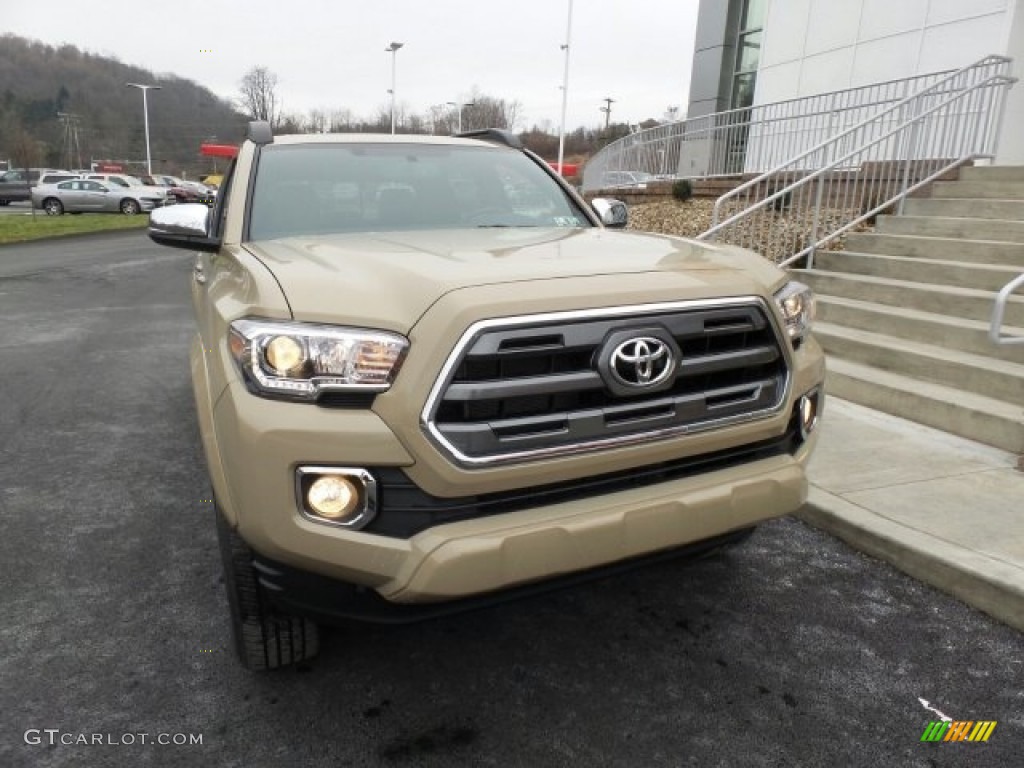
840;233;1024;266
797;270;1024;326
816;295;1024;364
813;251;1021;292
960;166;1024;183
931;180;1024;199
815;322;1024;405
903;197;1024;221
877;215;1024;243
825;357;1024;454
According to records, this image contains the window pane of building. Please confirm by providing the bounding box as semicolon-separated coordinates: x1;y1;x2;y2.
737;30;762;73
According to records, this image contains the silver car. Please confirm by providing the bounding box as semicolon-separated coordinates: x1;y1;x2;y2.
32;179;167;215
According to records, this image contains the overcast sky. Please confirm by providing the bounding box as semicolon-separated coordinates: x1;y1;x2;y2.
4;0;699;131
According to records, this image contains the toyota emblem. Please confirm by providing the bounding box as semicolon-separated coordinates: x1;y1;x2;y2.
609;336;674;388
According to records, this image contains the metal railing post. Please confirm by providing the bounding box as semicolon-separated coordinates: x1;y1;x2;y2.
989;273;1024;345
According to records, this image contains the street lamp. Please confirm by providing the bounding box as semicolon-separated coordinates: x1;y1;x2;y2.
556;0;574;175
126;82;162;174
385;42;404;135
446;101;475;133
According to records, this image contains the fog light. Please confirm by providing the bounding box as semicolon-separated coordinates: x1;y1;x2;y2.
296;467;377;529
798;390;821;440
308;476;360;519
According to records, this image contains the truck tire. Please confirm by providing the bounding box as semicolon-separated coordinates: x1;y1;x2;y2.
215;506;320;670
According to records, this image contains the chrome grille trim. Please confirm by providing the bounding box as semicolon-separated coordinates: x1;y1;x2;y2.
421;297;793;467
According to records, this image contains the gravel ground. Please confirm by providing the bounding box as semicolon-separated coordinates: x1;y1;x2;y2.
627;198;874;264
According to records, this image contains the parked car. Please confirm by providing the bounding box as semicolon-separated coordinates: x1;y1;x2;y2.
600;170;656;189
32;178;167;215
148;122;823;670
0;169;32;204
143;174;215;206
38;171;81;186
0;169;79;204
84;173;172;206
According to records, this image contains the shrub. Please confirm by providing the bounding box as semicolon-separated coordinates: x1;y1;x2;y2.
671;179;693;202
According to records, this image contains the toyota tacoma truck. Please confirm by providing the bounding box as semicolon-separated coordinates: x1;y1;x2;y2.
148;122;824;670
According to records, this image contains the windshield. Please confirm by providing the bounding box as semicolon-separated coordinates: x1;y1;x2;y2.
247;143;590;241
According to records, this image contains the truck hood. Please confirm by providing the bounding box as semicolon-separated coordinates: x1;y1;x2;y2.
244;227;783;333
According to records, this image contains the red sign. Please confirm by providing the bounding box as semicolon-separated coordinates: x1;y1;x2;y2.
547;161;579;177
201;143;239;158
96;163;123;172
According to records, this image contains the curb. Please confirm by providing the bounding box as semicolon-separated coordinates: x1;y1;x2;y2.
0;224;149;248
796;486;1024;633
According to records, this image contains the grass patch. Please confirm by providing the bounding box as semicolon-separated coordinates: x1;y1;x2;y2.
0;211;149;245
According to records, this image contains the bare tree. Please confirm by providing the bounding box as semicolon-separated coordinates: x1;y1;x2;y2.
307;108;328;134
428;104;456;136
238;66;279;126
462;89;521;131
329;109;354;132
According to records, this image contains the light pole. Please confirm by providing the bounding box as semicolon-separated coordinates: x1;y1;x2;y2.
446;101;475;133
385;42;404;134
557;0;574;175
126;82;162;174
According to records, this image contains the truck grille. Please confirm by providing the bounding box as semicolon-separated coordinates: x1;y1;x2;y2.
423;299;790;465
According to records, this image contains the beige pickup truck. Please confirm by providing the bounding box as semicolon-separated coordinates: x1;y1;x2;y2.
149;122;824;670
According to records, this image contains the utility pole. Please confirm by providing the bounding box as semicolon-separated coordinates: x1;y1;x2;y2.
600;97;615;135
57;112;83;170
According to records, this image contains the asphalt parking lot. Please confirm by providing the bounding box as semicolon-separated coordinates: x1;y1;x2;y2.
0;201;33;215
0;231;1020;767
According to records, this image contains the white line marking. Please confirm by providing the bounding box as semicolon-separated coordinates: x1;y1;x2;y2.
918;697;952;722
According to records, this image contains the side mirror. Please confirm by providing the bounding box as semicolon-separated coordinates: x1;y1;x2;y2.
591;197;628;228
149;203;220;252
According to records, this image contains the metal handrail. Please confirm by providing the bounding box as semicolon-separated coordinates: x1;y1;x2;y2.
702;72;1016;266
990;273;1024;346
691;56;1015;267
580;61;1008;192
701;56;1012;236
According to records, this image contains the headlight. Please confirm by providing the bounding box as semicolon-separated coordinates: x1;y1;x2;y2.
774;281;815;342
229;319;408;400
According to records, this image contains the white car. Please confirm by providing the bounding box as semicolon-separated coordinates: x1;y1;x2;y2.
84;174;172;206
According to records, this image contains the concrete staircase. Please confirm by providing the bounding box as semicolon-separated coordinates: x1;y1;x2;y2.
796;165;1024;454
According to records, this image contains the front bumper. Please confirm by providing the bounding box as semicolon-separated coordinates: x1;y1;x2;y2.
208;376;818;604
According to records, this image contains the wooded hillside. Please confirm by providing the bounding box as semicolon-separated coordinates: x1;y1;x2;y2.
0;34;246;176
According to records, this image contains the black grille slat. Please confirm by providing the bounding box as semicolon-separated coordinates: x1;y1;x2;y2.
368;422;801;537
677;345;778;377
429;303;789;462
444;370;603;401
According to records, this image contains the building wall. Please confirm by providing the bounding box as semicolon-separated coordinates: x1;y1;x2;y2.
687;0;741;117
756;0;1016;103
686;0;1024;164
998;0;1024;163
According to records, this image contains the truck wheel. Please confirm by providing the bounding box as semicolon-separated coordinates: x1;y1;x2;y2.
215;506;320;670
